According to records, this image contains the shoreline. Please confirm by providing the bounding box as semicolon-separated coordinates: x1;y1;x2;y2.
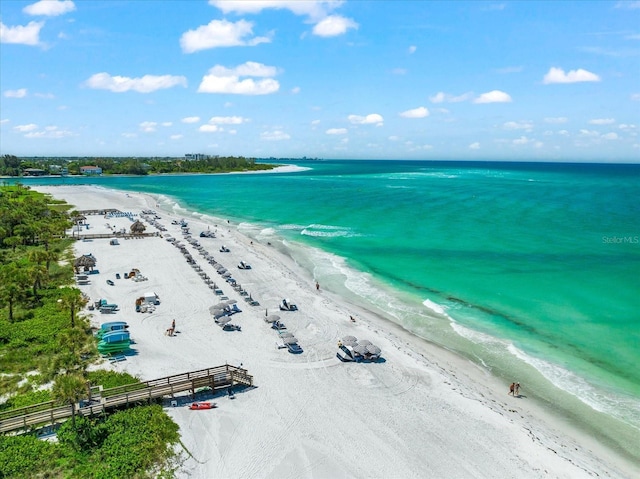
32;184;637;478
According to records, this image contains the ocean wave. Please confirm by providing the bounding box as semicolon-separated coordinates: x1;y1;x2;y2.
450;321;507;347
508;344;640;430
300;224;358;238
280;223;307;231
422;299;448;316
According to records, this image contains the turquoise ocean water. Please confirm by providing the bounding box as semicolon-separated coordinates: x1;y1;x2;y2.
22;160;640;461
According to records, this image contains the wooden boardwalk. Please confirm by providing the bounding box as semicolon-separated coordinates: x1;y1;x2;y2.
0;365;252;434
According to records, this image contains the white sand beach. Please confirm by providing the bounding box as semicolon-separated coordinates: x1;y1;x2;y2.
34;185;636;479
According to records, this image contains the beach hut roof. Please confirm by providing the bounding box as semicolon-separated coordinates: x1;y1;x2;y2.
74;254;97;268
130;220;146;234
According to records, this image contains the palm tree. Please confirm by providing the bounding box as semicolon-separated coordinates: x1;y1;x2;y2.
0;261;29;321
58;287;87;328
53;373;87;430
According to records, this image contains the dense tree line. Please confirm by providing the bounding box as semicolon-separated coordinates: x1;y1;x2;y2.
1;154;275;176
0;184;180;477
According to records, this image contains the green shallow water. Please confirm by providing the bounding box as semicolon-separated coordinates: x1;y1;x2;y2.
23;160;640;460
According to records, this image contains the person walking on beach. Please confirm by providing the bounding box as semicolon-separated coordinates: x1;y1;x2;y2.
315;281;320;291
509;382;515;396
515;382;520;396
350;315;356;323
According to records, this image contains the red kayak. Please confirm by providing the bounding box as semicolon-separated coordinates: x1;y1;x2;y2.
189;402;216;410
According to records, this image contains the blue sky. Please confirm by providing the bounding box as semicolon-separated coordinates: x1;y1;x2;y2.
1;0;639;162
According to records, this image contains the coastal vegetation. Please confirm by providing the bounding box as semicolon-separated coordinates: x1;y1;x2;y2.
1;154;276;176
0;184;180;478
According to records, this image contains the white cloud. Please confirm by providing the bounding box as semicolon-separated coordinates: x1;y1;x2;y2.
399;107;429;118
313;15;358;37
122;133;137;138
469;142;481;149
14;123;38;132
210;0;335;18
544;117;568;124
589;118;615;125
180;19;270;53
199;124;221;133
198;62;280;95
0;119;9;124
513;136;532;145
429;91;473;103
139;121;157;132
408;45;417;54
162;122;172;127
602;132;619;140
24;0;75;16
473;90;512;104
326;128;347;135
391;68;407;75
24;125;73;138
291;86;301;94
579;129;600;137
208;116;247;125
34;92;55;99
261;130;290;141
181;116;201;124
4;88;28;98
84;72;187;93
543;67;601;84
0;21;43;45
503;120;533;130
348;113;384;126
631;93;640;101
170;134;183;140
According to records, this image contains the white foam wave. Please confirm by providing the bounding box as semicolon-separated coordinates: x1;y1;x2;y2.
279;224;306;231
300;223;357;238
508;344;640;428
258;227;277;236
450;321;507;347
422;299;447;316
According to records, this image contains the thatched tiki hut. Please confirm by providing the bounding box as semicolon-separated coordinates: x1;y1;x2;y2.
74;254;97;273
130;220;146;235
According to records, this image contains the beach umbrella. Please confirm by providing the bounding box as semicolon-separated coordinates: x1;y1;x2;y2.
282;337;298;345
222;272;232;278
358;339;372;347
217;317;232;326
212;302;228;310
279;332;295;338
342;335;357;343
366;344;381;356
265;314;280;323
225;299;237;305
353;344;368;355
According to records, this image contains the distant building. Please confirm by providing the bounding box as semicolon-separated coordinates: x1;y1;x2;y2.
185;153;208;161
80;166;102;175
23;168;46;176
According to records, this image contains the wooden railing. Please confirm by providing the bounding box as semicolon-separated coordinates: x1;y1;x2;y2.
0;365;252;434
